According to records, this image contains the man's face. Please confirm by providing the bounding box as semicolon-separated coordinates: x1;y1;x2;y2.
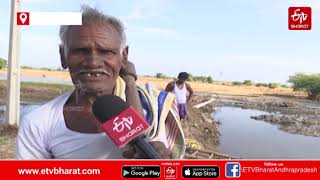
60;24;125;94
177;78;186;84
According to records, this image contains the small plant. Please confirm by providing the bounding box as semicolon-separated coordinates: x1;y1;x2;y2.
0;58;7;69
268;83;279;89
206;76;213;83
232;81;242;85
255;83;268;87
243;80;253;86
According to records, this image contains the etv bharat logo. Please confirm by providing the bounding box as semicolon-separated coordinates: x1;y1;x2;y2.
291;8;307;24
113;116;133;133
288;7;311;30
165;166;177;179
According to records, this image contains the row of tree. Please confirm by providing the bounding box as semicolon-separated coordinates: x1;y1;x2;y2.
155;73;214;83
232;80;287;89
155;72;320;100
0;58;65;71
20;66;66;71
232;74;320;100
189;74;213;83
0;58;7;69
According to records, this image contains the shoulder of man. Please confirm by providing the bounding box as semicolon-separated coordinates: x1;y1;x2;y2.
21;92;71;132
16;93;71;159
169;81;175;86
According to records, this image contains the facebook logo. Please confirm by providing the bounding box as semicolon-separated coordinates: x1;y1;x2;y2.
225;162;241;178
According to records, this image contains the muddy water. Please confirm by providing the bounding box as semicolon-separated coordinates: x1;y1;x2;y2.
214;107;320;159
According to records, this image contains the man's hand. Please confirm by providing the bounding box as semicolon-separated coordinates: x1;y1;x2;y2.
119;60;143;116
122;141;171;159
120;60;137;81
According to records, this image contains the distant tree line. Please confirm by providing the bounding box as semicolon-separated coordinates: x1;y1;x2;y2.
154;73;214;83
20;66;65;71
155;73;172;79
189;74;213;83
232;80;288;89
0;57;7;69
230;73;320;100
1;58;66;71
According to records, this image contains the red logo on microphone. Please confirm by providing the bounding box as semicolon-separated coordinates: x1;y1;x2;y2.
113;116;133;133
288;7;311;30
17;12;30;25
101;107;149;148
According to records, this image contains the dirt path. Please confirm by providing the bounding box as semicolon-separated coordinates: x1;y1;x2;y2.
0;125;17;159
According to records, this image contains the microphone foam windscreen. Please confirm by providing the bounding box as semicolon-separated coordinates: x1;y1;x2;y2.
92;95;129;123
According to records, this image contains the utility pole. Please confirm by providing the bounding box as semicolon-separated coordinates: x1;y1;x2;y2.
6;0;21;125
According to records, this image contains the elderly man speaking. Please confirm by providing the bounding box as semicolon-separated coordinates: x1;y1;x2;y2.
16;6;185;159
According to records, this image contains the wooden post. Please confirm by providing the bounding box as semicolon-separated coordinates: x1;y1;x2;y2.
6;0;21;125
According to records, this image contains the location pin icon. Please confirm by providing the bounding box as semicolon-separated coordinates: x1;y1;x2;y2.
19;13;27;24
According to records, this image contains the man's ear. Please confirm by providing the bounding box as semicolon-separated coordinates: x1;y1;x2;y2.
59;45;68;69
122;46;129;62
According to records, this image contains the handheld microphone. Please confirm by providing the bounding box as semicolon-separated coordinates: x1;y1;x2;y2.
92;95;161;159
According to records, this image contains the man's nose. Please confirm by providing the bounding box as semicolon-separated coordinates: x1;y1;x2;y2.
83;52;103;68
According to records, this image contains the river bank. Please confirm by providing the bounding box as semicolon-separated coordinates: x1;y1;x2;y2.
1;69;316;159
216;94;320;137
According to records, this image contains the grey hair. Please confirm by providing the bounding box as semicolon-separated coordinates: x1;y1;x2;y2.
59;5;127;55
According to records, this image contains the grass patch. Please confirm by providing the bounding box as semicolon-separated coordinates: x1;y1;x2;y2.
20;81;73;91
0;80;74;103
0;80;73;91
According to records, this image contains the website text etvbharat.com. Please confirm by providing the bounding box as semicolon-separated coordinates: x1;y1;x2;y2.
243;162;318;174
18;167;101;175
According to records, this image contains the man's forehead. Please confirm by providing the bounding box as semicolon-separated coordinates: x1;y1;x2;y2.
67;24;122;44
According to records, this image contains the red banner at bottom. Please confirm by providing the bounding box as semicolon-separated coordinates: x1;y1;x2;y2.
0;160;319;180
